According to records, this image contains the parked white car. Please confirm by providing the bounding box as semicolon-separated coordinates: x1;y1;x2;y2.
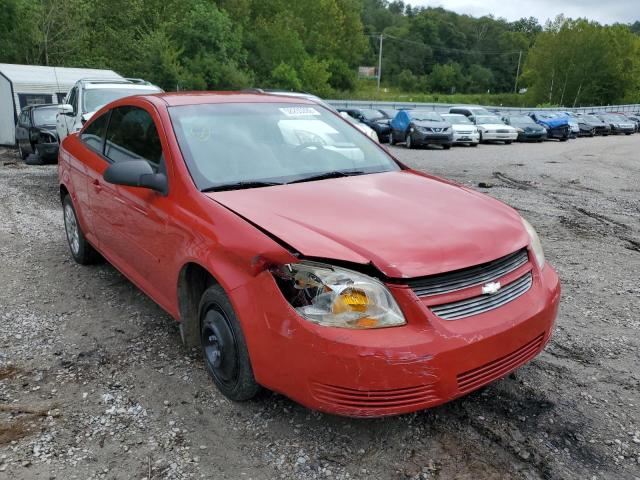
56;78;162;142
340;111;379;142
472;115;518;144
441;114;480;146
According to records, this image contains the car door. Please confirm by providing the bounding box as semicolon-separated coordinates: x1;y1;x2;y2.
86;104;174;305
75;111;111;239
15;110;29;151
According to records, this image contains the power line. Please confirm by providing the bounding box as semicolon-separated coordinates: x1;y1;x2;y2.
365;33;522;55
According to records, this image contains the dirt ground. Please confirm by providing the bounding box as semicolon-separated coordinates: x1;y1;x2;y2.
0;135;639;480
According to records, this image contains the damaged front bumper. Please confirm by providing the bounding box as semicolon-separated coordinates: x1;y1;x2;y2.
231;261;560;417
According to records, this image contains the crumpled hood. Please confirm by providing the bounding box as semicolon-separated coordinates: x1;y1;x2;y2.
206;171;529;279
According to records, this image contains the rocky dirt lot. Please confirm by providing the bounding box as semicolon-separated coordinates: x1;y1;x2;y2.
0;136;639;480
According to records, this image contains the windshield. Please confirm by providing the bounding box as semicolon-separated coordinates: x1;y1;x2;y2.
83;87;159;113
442;114;471;125
32;107;58;126
475;116;503;125
602;114;623;122
361;109;385;121
169;102;400;191
581;115;600;122
411;111;444;122
507;115;536;125
537;113;559;119
379;110;397;119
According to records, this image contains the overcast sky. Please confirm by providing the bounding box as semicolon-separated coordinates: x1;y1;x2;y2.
410;0;640;25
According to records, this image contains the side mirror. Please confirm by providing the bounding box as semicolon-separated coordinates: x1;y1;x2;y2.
59;104;74;116
103;160;167;195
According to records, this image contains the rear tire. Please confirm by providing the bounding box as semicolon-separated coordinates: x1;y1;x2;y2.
443;144;451;150
471;143;479;147
62;195;100;265
199;285;261;402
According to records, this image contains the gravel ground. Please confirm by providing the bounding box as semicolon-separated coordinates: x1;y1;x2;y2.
0;136;639;480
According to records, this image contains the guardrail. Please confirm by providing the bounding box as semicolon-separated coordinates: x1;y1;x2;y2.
327;99;640;114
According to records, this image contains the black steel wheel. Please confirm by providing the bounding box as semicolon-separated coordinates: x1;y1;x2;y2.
199;285;260;401
17;141;27;160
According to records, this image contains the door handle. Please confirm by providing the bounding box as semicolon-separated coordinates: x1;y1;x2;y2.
92;179;103;192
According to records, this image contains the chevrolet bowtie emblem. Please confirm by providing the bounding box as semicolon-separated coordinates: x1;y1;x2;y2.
482;282;502;295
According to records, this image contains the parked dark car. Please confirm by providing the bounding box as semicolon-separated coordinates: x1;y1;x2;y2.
390;110;453;149
595;113;636;135
528;112;570;141
501;114;547;142
621;114;640;133
575;114;610;136
339;108;392;143
15;104;60;161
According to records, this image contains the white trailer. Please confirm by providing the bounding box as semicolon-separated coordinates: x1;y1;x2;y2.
0;63;122;146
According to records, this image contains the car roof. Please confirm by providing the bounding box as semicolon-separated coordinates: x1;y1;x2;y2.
147;92;319;107
84;83;162;91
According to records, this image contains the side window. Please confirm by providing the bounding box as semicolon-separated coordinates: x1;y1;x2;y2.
80;111;110;153
104;106;163;167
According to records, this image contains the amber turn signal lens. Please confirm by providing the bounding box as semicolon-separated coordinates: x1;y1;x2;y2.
332;288;369;314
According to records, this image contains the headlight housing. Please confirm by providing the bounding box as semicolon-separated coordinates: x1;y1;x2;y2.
272;262;406;329
521;218;545;269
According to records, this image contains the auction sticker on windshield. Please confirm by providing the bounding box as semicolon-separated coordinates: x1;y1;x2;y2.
279;107;321;117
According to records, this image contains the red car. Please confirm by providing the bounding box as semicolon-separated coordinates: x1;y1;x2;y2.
58;92;560;417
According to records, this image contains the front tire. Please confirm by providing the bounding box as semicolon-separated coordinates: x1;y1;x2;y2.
405;132;414;149
199;285;260;402
505;140;513;145
63;195;100;265
443;144;451;150
17;142;27;160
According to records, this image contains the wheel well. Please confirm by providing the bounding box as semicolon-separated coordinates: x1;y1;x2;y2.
59;184;69;204
177;263;218;348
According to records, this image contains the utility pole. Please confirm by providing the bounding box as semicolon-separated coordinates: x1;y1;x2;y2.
377;34;384;90
514;50;522;93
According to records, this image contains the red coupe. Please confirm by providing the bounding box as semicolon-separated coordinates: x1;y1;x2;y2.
58;92;560;417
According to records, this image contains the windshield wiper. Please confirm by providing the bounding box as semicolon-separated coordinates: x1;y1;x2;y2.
201;181;283;193
286;170;368;184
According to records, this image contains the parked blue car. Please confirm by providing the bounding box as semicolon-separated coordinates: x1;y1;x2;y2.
390;110;453;149
528;112;571;141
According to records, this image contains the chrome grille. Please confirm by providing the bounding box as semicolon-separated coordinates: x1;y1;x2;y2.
497;129;510;133
407;248;528;297
431;272;533;320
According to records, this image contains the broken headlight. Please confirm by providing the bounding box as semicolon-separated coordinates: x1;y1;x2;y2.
272;262;406;329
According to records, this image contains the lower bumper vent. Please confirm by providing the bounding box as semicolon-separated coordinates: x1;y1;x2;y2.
457;333;544;394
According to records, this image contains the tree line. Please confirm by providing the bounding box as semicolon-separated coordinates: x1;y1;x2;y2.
0;0;638;106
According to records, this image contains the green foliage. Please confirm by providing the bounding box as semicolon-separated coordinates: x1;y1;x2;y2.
299;58;333;97
270;63;302;91
523;17;640;106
